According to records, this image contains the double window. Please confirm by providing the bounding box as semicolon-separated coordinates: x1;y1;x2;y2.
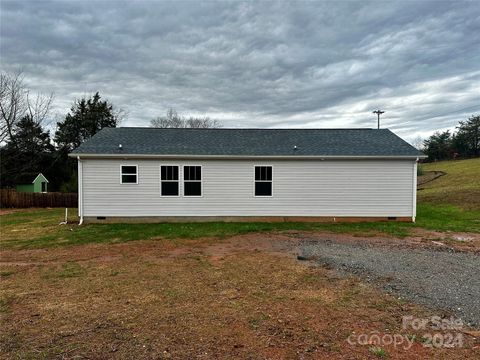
160;165;202;196
120;165;138;184
254;166;272;196
184;166;202;196
161;165;179;196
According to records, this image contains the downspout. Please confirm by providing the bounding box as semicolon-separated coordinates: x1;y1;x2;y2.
77;156;84;225
412;158;418;223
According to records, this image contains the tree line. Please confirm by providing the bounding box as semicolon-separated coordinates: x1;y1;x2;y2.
421;115;480;162
0;71;220;192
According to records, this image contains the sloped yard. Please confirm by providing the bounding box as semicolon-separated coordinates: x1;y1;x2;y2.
418;158;480;210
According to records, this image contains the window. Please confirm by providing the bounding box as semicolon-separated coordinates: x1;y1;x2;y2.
254;166;272;196
121;165;138;184
161;165;179;196
184;166;201;196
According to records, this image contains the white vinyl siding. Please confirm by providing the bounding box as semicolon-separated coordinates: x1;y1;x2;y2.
81;159;416;217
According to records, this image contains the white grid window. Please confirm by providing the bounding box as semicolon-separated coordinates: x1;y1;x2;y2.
184;166;201;196
254;166;272;196
161;165;179;196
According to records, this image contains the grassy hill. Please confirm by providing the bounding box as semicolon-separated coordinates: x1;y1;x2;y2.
418;158;480;210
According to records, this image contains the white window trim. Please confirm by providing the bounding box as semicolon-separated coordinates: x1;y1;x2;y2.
160;164;180;197
183;165;203;197
120;164;138;185
253;165;273;197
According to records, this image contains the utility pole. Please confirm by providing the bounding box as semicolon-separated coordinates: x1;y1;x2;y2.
373;110;385;129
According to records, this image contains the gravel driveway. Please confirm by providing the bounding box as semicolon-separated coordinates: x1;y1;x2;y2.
299;239;480;327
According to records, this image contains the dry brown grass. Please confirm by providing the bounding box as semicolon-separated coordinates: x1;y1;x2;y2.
1;234;478;359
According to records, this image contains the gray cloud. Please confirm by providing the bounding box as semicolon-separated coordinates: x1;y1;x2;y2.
1;0;479;142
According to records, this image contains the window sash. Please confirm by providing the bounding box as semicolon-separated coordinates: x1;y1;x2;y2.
121;166;137;174
184;181;201;196
161;166;179;181
255;166;272;181
161;181;179;196
255;182;272;196
184;166;201;181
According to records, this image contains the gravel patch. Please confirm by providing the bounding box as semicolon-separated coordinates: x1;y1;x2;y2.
299;239;480;327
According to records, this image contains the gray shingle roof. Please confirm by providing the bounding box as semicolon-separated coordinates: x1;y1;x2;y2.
71;127;425;158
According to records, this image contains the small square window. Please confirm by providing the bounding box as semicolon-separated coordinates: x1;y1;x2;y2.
121;165;138;184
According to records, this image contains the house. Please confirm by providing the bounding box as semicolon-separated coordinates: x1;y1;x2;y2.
16;173;49;193
69;128;426;224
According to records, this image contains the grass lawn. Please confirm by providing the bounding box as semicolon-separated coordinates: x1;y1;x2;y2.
1;202;479;250
0;204;480;249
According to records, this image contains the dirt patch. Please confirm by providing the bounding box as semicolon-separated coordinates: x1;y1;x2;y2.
417;171;446;188
0;208;24;216
202;232;298;261
1;234;479;359
409;229;480;253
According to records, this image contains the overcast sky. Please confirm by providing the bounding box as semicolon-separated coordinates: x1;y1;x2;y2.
1;1;479;142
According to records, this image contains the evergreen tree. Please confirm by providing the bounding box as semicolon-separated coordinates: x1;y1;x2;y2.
52;92;121;191
54;92;120;151
423;131;452;161
0;115;54;187
453;115;480;157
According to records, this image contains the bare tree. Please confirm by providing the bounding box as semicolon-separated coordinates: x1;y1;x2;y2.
411;136;424;150
150;108;183;128
185;116;222;129
0;71;26;143
113;107;127;126
26;90;54;126
150;108;221;128
0;71;54;144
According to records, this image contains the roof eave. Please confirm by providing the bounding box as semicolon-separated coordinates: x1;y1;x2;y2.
69;153;427;160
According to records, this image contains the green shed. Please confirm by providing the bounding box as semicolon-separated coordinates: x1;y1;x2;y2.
16;173;49;193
